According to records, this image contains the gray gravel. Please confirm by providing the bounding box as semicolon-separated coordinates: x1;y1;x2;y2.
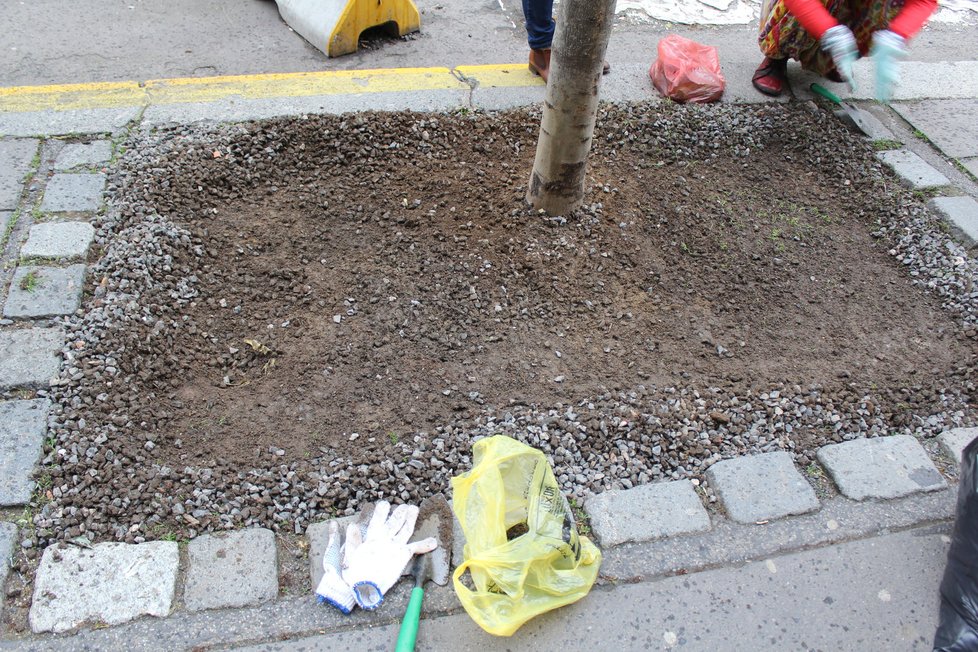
12;102;975;551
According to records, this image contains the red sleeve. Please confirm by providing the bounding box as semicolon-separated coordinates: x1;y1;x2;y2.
782;0;838;41
887;0;938;39
782;0;938;41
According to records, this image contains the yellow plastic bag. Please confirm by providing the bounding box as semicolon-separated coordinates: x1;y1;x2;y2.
451;435;601;636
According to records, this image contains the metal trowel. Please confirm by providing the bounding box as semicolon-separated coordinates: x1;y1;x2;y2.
395;494;454;652
810;83;873;136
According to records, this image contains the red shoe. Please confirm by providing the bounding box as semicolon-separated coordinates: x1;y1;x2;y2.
752;57;787;97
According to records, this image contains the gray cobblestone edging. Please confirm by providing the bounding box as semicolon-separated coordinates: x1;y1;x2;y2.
16;428;968;637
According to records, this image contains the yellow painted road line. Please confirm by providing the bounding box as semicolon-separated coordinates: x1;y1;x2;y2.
0;81;147;112
0;65;541;114
456;64;543;88
144;67;466;104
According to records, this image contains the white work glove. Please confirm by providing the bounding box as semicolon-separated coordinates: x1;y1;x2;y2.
870;29;907;103
819;24;859;90
315;520;357;614
341;501;437;610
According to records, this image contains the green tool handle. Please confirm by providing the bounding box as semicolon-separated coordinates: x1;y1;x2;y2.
395;586;425;652
810;83;842;105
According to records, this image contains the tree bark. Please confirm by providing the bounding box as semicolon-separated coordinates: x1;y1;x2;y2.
526;0;617;216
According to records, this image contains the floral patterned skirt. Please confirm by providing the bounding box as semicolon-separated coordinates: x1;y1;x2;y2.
758;0;905;75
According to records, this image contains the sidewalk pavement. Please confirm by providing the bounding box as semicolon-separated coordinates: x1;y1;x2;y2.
2;0;978;648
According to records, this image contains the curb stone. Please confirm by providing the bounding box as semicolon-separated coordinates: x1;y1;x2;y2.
29;540;180;634
705;451;819;524
939;428;978;466
817;435;946;500
0;139;39;211
4;264;86;319
0;521;17;618
39;173;106;213
0;327;65;391
20;221;97;259
584;479;711;546
306;516;355;593
0;398;51;507
928;195;978;248
876;149;951;189
54;141;113;171
184;528;278;612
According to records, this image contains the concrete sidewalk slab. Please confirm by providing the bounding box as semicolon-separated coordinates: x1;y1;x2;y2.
928;196;978;247
939;428;978;466
29;541;179;633
0;108;140;139
40;173;105;213
0;139;39;210
54;141;113;170
706;451;819;524
20;221;96;259
892;99;978;159
818;435;946;500
0;327;64;391
236;527;949;652
4;265;86;319
877;149;951;189
0;398;50;506
584;479;711;546
184;528;278;612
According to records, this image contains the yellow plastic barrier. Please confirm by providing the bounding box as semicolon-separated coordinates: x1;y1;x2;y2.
275;0;421;58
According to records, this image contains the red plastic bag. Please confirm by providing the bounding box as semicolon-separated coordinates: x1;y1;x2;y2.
649;35;725;103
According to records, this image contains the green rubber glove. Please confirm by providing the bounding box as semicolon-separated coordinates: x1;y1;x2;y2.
820;25;858;91
870;29;907;104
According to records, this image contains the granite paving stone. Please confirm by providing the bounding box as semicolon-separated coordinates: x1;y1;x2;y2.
939;428;978;467
40;173;106;213
817;435;946;501
4;265;86;319
963;157;978;179
20;221;96;259
54;141;113;170
0;398;50;507
0;327;64;391
1;211;12;238
876;150;950;189
307;515;355;592
185;528;278;612
585;480;711;546
928;196;978;247
0;521;17;615
706;452;819;524
891;99;978;159
29;541;179;634
0;139;39;210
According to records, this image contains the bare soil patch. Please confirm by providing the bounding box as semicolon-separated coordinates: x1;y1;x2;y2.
34;103;976;546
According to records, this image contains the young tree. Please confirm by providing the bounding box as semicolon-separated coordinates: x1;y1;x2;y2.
526;0;617;216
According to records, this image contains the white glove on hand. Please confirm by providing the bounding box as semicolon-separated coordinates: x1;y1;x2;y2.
315;520;357;614
820;24;859;90
341;501;437;610
870;29;907;103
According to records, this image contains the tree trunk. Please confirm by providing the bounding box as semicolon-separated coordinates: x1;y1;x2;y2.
526;0;617;216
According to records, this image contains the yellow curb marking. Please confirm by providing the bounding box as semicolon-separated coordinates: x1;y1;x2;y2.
456;64;544;88
0;65;542;114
